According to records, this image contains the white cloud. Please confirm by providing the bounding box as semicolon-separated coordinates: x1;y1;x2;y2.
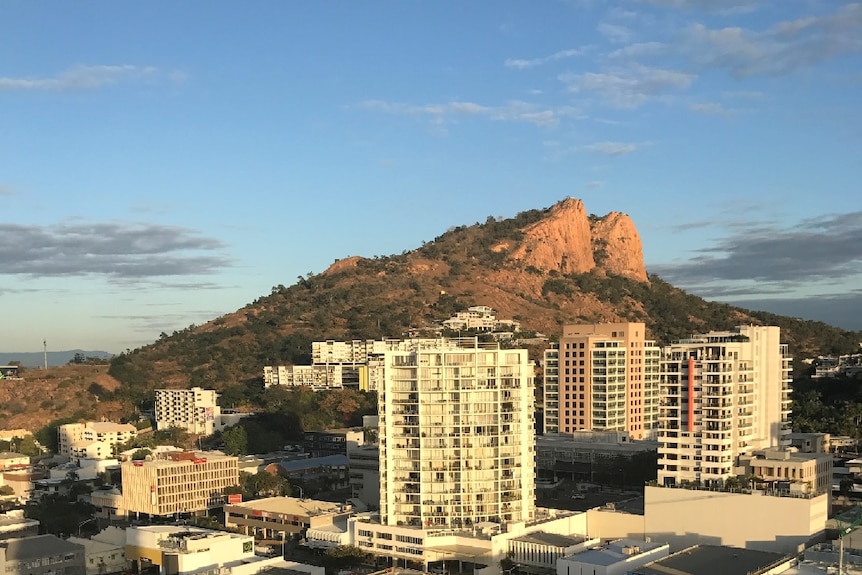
505;47;589;69
579;141;639;155
562;64;694;108
633;0;761;14
0;64;159;91
684;4;862;77
357;99;578;127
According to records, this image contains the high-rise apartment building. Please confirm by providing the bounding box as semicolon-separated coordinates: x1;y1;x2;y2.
378;338;535;529
544;322;660;440
656;325;792;486
154;388;220;435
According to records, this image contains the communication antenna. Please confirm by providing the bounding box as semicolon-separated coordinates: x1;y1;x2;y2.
43;339;48;370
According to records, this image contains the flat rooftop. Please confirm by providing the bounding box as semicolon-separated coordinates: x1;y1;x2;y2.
511;532;587;548
226;496;343;516
633;545;789;575
568;539;665;567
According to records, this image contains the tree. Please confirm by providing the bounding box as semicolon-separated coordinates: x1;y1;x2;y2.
322;546;370;573
247;471;290;498
222;426;248;456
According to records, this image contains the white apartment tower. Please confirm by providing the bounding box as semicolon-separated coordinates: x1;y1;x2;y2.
378;338;535;529
544;322;661;440
657;325;792;487
154;387;221;435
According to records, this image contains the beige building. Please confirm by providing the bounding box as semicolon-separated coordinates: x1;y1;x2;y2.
739;447;832;497
657;325;792;487
224;496;348;540
544;322;661;440
0;452;29;470
643;486;827;554
119;451;238;518
58;422;138;459
154;388;220;435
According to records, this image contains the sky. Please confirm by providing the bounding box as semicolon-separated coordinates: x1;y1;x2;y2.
1;1;861;353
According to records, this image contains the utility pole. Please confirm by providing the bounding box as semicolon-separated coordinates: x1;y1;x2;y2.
43;339;48;370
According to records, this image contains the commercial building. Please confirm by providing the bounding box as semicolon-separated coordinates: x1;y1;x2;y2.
543;322;661;440
656;325;793;487
0;535;85;575
379;338;535;528
154;388;221;435
224;496;348;540
118;451;238;519
58;422;138;459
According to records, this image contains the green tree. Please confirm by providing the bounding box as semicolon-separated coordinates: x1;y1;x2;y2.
222;426;248;456
322;545;370;573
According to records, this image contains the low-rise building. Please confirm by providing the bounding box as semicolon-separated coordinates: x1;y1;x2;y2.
0;452;29;470
0;535;85;575
124;526;321;575
557;538;669;575
224;496;349;540
67;530;126;575
302;429;363;457
509;532;597;571
0;511;39;541
58;422;138;459
738;448;833;499
268;454;350;491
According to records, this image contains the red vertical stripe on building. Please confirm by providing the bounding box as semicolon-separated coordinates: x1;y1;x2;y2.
687;356;695;432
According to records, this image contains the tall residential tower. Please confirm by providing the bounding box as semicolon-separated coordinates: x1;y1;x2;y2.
544;322;661;440
656;325;792;486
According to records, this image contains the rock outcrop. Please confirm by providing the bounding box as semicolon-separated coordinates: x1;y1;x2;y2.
510;198;595;274
510;197;648;281
590;211;648;282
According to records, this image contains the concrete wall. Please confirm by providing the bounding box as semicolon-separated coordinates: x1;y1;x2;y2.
644;486;828;553
585;508;646;541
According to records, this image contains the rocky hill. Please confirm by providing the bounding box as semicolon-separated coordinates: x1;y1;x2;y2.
5;198;859;438
98;197;860;405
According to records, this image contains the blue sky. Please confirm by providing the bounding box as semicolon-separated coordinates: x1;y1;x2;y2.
2;1;861;353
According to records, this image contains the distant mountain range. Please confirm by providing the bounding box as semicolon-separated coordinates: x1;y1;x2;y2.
0;350;113;368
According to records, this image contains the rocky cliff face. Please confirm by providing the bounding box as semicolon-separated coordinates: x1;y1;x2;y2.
591;211;648;282
510;197;648;281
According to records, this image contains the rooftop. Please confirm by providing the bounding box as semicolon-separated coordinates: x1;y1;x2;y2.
511;532;587;548
1;535;82;560
567;539;666;567
225;496;344;517
633;545;789;575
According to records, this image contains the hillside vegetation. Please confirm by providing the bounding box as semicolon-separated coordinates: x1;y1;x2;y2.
6;199;859;438
104;199;860;403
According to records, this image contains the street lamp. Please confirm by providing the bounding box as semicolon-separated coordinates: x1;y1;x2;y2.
78;517;97;536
